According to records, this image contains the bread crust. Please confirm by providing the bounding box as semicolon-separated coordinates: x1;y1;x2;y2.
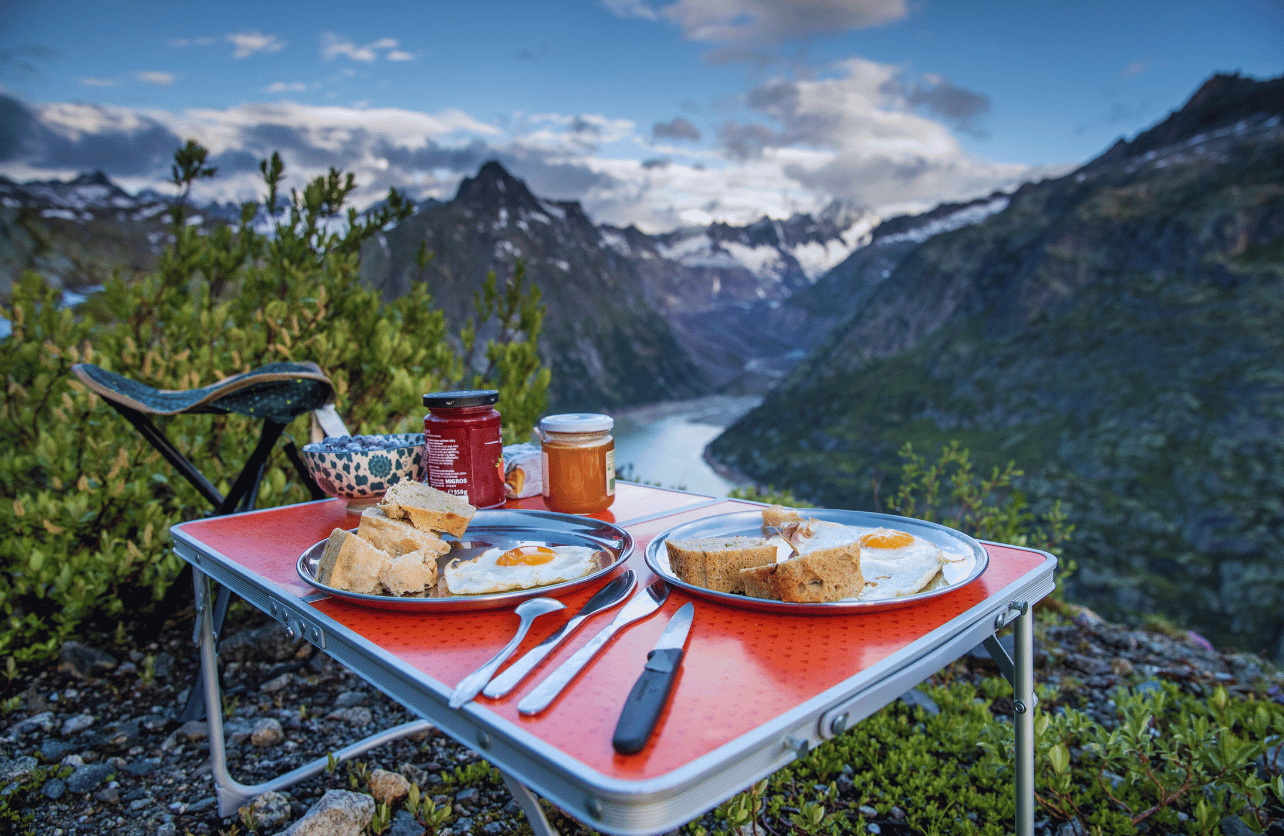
378;480;475;537
358;506;451;559
378;548;439;596
316;529;391;595
665;536;778;594
740;544;863;603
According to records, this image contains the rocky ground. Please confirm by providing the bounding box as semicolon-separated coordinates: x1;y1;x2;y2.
1;599;1280;836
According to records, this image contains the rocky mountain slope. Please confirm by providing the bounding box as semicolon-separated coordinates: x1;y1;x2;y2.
358;162;878;409
709;72;1284;660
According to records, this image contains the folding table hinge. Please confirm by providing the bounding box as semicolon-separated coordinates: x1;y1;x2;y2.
994;600;1029;631
192;573;211;647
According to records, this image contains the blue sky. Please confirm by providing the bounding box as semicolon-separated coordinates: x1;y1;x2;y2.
2;0;1281;230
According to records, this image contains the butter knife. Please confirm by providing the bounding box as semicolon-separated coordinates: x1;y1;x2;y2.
518;578;669;715
612;601;694;754
483;570;636;699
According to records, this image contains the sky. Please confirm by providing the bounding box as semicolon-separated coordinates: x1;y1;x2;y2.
2;0;1282;232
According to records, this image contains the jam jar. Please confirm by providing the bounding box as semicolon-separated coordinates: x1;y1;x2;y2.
537;413;615;514
422;390;505;509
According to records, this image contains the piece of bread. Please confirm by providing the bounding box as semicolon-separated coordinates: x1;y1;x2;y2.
740;545;863;603
378;548;439;596
358;506;451;559
378;480;475;537
315;529;391;595
762;505;807;531
665;536;779;594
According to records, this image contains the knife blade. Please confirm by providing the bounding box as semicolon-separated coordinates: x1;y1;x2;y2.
483;570;637;699
518;578;669;715
611;601;694;754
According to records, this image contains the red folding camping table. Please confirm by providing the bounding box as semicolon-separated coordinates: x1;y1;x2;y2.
169;482;1055;835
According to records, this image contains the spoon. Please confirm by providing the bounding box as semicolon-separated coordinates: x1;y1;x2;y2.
449;597;565;709
483;570;637;699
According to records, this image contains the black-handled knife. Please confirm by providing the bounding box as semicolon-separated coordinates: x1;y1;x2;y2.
612;601;694;755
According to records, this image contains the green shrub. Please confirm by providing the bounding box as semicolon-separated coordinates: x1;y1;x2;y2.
0;142;548;666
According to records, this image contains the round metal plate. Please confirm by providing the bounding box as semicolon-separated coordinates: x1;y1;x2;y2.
298;509;633;611
644;508;988;614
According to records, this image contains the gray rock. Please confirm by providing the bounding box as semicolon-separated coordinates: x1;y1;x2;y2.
123;757;162;777
251;717;284;748
280;789;375;836
60;713;95;736
388;809;424;836
898;687;940;716
66;763;114;793
58;641;117;680
42;777;66;800
38;739;76;762
261;672;293;693
1218;817;1256;836
326;706;372;726
0;756;38;783
151;652;174;681
96;719;141;752
11;711;54;736
368;768;410;805
243;790;293;832
334;690;367;708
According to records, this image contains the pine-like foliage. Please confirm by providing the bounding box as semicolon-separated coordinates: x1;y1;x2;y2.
0;143;549;666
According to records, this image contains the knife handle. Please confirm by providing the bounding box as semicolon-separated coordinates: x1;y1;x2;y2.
611;647;684;755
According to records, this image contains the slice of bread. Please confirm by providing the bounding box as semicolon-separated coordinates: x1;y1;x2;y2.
378;480;475;537
378;548;439;596
740;545;863;603
315;529;391;595
665;536;778;594
358;506;451;559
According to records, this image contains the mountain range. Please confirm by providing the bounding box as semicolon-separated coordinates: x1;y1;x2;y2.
5;72;1280;658
710;72;1284;659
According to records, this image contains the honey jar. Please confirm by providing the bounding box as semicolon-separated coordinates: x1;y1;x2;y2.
537;413;615;514
422;390;505;509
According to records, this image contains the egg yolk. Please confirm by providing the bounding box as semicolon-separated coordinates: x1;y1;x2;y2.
496;545;559;566
860;529;915;550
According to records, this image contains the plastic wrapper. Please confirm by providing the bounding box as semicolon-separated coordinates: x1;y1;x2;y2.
503;442;543;499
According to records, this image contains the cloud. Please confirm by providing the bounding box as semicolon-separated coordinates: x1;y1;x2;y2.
1121;60;1149;77
607;0;908;46
713;58;1023;209
321;33;410;63
652;116;702;141
136;71;175;86
265;82;309;94
226;31;285;59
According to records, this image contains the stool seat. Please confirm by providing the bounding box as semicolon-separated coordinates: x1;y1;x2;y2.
71;361;333;423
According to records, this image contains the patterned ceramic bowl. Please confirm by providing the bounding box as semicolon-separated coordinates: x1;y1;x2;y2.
300;433;424;510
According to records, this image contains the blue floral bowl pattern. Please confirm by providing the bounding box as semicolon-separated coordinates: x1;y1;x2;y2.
300;433;424;504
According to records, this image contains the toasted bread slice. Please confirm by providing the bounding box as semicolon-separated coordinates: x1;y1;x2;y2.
665;536;778;594
740;544;863;603
358;506;452;559
378;547;439;596
316;529;391;595
378;480;475;537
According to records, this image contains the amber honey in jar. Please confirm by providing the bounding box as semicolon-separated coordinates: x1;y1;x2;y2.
422;390;505;509
537;413;615;514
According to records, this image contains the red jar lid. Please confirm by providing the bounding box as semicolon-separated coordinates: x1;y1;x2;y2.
423;390;499;409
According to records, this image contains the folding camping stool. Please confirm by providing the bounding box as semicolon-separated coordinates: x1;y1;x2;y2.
71;360;339;719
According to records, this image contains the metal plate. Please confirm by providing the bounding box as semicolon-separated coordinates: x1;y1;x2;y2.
298;509;634;611
645;508;988;614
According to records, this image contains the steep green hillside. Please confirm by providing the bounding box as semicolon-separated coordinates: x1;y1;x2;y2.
710;74;1284;659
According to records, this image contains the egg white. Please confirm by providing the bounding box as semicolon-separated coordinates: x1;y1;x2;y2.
765;520;945;601
444;543;598;595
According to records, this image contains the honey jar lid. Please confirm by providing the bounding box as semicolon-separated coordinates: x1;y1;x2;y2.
539;413;613;433
423;389;499;409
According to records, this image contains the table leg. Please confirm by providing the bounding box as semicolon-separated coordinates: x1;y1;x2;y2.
1013;602;1035;836
192;568;435;818
498;770;561;836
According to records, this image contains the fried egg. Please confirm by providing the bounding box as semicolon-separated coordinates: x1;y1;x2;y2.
444;543;598;595
856;528;944;601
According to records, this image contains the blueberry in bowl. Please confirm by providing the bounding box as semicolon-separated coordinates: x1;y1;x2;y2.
300;432;424;510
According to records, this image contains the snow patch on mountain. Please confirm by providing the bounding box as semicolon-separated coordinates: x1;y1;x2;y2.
877;196;1010;246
